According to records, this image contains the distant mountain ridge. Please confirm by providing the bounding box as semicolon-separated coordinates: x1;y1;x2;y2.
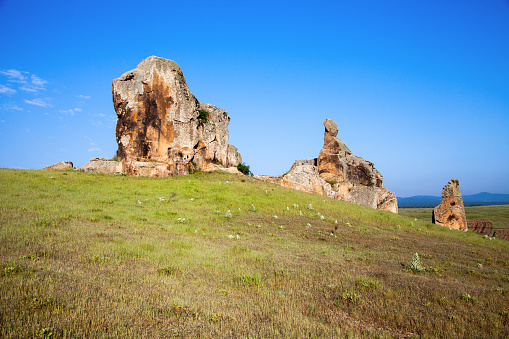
398;192;509;208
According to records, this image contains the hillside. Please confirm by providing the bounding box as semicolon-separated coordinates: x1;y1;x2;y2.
1;169;509;338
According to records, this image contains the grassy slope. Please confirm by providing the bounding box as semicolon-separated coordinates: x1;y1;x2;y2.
399;205;509;230
1;169;508;338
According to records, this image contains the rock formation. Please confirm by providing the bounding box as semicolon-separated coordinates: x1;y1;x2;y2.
255;119;398;213
432;179;467;231
492;230;509;241
44;161;74;170
112;56;242;176
466;220;493;236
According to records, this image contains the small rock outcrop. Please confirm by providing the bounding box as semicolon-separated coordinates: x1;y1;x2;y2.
492;230;509;241
44;161;74;170
78;157;122;174
112;56;242;176
432;179;467;231
255;119;398;213
466;220;493;236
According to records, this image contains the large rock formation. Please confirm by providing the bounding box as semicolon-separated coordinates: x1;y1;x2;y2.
432;179;467;231
112;56;242;176
255;119;398;213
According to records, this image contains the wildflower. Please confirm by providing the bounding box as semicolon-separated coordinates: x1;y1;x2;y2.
286;206;290;211
145;199;148;202
293;204;298;208
256;225;261;228
236;235;240;240
177;218;186;223
228;235;234;239
345;222;351;227
306;223;312;228
158;197;165;201
299;211;303;216
265;190;268;194
250;204;256;212
320;215;325;220
273;215;278;219
278;225;284;229
409;253;425;272
307;204;313;210
190;198;194;201
225;181;229;185
137;200;142;204
335;220;338;224
225;210;233;219
215;210;221;214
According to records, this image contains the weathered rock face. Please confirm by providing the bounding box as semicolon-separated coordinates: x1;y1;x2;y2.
492;230;509;241
255;119;398;213
78;157;122;174
432;179;467;231
44;161;74;170
466;220;493;236
113;56;241;176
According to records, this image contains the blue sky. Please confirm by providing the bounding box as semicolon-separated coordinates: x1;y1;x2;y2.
1;0;508;197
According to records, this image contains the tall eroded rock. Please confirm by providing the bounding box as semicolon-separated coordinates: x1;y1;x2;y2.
432;179;467;231
255;119;398;213
113;56;242;176
317;119;383;187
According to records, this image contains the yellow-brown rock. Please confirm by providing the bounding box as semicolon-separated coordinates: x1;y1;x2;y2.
112;56;241;176
432;179;467;231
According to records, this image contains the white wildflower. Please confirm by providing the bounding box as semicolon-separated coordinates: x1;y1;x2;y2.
250;204;256;212
299;211;303;216
273;215;278;219
307;204;313;210
225;210;233;219
256;225;261;228
225;181;229;185
306;223;312;228
228;235;234;239
189;198;194;201
286;206;290;211
137;200;142;204
320;215;325;220
293;204;298;208
335;220;338;224
236;234;240;240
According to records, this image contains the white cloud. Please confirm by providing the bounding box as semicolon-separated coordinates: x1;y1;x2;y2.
31;75;48;87
25;98;51;107
4;103;23;111
0;69;28;83
0;84;16;94
88;147;101;152
59;108;82;116
77;94;91;99
19;85;40;92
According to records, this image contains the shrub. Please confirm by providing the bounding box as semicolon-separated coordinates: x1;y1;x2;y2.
237;163;252;176
408;253;425;272
198;109;209;125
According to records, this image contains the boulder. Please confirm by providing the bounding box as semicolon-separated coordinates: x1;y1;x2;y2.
112;56;242;176
44;161;74;170
466;220;493;236
432;179;467;231
78;158;122;174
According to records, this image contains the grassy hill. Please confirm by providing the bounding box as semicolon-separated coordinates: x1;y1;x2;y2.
1;169;508;338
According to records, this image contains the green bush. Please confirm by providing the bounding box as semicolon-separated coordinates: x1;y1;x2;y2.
198;109;209;125
237;163;252;176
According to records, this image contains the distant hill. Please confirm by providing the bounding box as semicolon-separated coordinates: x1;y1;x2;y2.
398;192;509;208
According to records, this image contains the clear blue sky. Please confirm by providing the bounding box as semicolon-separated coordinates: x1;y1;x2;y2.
1;0;508;197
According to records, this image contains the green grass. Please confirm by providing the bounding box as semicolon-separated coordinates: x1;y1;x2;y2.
400;205;509;230
1;168;509;338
